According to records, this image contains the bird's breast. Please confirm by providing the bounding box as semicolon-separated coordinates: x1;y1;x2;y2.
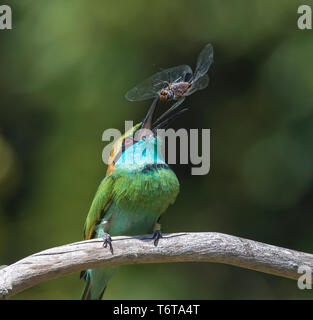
112;166;179;216
106;166;179;236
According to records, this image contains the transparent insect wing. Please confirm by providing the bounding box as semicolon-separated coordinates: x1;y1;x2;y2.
186;74;209;96
125;64;193;101
193;43;214;81
165;64;193;84
125;76;161;101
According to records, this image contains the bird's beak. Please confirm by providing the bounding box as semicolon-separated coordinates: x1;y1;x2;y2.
135;97;158;141
140;96;159;131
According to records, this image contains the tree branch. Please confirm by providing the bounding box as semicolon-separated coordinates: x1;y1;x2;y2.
1;232;312;298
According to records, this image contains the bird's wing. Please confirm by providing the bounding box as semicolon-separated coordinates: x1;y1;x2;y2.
83;175;114;240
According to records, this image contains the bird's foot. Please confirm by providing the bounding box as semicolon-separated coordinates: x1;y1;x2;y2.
152;230;163;247
102;232;113;254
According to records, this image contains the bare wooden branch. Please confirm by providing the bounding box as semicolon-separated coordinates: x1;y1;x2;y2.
1;232;313;298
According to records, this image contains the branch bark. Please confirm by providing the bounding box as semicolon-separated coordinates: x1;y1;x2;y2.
1;232;313;298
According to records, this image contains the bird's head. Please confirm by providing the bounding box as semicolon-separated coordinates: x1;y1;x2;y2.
106;98;186;174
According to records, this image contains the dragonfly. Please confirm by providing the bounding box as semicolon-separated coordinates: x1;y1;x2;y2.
125;43;213;123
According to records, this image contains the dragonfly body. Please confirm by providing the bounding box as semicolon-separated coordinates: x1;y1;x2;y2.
159;81;192;101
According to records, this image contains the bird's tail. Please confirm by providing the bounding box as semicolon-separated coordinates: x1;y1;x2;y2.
81;267;117;300
81;275;106;300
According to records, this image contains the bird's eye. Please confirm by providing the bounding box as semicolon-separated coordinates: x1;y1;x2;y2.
124;137;133;145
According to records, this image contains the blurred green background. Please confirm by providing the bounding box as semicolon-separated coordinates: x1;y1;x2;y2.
1;0;313;299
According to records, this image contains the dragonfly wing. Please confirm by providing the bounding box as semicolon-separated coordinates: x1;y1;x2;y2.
166;64;193;83
125;64;192;101
193;44;214;81
185;74;209;96
125;81;159;101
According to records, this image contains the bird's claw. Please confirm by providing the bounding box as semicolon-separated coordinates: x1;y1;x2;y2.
102;232;113;254
152;230;163;247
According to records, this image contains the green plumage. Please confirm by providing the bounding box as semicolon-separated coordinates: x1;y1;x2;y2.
81;122;180;300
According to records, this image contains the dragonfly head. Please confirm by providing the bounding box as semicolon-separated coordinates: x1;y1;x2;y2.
159;88;174;101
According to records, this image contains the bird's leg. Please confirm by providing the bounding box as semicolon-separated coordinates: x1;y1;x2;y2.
152;220;163;246
99;230;113;254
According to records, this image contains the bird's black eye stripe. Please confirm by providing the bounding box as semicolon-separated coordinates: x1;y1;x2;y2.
113;134;140;164
122;135;139;152
122;137;132;150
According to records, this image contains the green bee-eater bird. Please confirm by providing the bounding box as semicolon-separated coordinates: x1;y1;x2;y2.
81;97;184;300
